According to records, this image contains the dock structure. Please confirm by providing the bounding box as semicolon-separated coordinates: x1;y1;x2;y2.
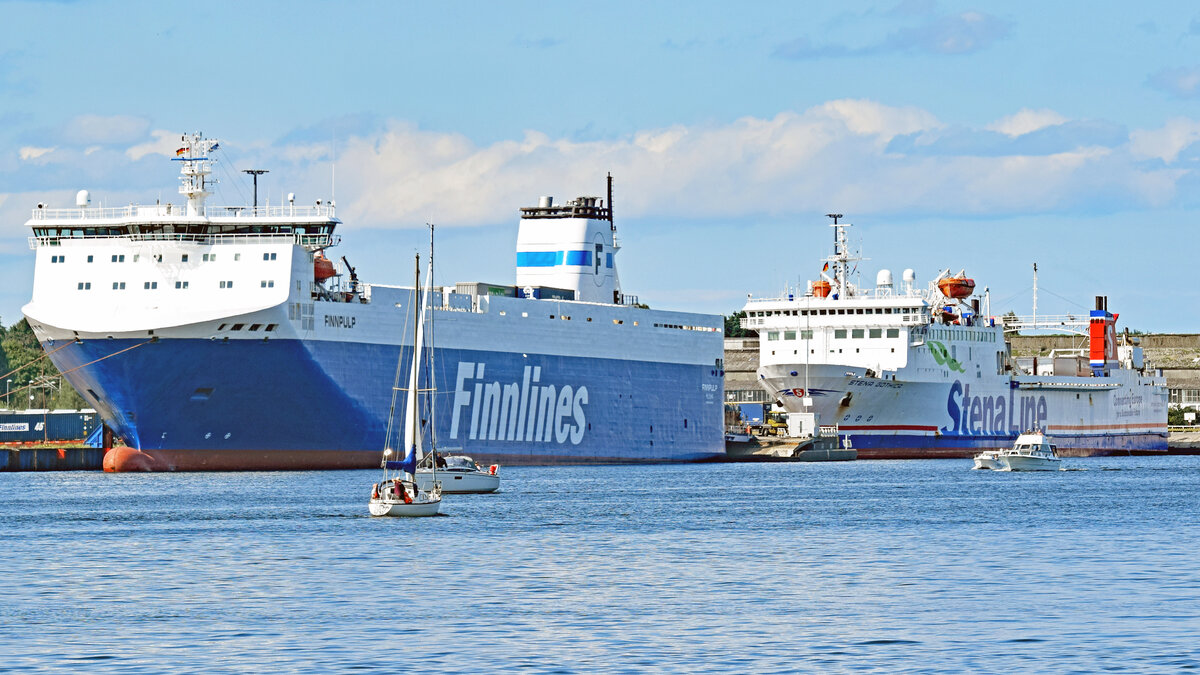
1;445;104;471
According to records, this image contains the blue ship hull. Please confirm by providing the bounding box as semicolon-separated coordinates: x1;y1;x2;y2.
845;432;1168;459
45;338;725;470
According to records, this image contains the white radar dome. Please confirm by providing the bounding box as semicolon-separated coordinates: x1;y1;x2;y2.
876;269;893;288
75;189;91;208
902;268;916;283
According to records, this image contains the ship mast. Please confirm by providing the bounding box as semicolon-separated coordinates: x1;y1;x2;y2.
824;213;860;300
175;132;220;217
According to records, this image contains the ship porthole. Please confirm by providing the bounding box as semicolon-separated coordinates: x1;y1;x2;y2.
205;432;212;439
224;433;231;439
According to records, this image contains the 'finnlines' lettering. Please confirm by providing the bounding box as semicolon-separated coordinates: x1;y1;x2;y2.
450;362;589;445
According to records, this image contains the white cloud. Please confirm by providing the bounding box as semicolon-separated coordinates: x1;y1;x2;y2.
988;108;1069;137
1129;117;1200;163
126;129;182;161
18;146;55;161
13;100;1200;234
62;114;151;144
318;100;948;228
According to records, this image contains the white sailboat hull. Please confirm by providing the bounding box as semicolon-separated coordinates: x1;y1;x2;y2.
368;496;442;517
415;470;499;494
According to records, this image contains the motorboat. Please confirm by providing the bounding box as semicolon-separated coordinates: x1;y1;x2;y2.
416;454;499;494
972;450;1002;470
997;431;1062;472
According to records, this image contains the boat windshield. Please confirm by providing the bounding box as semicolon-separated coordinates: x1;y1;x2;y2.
443;456;477;470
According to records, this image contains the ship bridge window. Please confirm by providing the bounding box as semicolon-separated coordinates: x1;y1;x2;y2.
231;323;245;331
856;309;864;315
249;324;262;331
51;255;64;263
767;331;779;340
801;329;813;339
265;324;277;331
837;309;846;315
834;329;847;339
784;330;796;340
820;310;828;315
852;329;864;338
887;328;900;338
264;252;277;261
869;328;882;338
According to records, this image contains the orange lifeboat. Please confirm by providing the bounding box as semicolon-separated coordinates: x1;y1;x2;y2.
937;274;975;299
314;254;337;282
812;280;832;298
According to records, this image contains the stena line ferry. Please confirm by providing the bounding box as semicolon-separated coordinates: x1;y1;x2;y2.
21;133;725;471
742;215;1167;459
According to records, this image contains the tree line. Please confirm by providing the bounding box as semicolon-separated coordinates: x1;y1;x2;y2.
0;318;88;410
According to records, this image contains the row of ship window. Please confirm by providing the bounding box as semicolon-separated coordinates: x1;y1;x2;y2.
919;327;996;343
766;328;902;340
750;307;921;317
76;280;278;290
50;252;280;264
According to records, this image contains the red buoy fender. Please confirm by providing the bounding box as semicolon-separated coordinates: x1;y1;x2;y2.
489;464;498;476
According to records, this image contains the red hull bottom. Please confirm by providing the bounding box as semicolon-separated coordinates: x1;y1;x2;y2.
101;447;710;472
855;447;1169;460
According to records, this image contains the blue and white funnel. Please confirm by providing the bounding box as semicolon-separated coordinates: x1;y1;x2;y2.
515;177;621;305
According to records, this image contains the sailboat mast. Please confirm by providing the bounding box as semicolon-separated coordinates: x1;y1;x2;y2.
428;222;437;463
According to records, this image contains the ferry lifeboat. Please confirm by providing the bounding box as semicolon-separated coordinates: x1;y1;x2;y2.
937;273;975;299
812;280;832;298
314;253;337;281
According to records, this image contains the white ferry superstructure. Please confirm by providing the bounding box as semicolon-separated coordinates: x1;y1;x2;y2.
21;133;725;471
741;216;1167;458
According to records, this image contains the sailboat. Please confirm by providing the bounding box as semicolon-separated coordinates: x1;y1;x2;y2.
368;252;443;517
412;223;501;495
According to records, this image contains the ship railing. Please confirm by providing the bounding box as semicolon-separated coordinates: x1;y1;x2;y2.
29;232;337;249
30;204;337;221
1003;314;1089;335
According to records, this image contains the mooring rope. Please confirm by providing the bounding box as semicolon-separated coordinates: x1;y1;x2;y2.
6;339;154;403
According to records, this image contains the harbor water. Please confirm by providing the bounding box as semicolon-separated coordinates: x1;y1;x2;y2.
3;457;1199;672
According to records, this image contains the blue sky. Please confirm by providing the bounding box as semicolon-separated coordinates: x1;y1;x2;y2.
3;1;1200;331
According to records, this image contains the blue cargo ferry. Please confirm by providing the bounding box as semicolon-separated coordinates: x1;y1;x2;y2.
22;134;725;470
